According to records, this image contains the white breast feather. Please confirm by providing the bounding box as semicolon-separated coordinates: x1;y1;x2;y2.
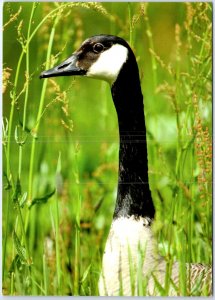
98;216;157;296
98;216;212;296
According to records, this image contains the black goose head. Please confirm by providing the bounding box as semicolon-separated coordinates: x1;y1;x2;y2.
40;34;135;85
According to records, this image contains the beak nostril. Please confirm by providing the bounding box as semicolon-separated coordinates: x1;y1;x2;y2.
57;62;70;70
40;53;85;78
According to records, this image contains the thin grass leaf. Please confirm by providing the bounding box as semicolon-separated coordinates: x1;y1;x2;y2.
151;272;166;296
137;242;148;296
13;231;27;264
19;192;27;208
94;197;104;213
3;172;12;190
12;178;22;206
190;270;205;296
9;254;22;276
2;117;9;145
29;189;56;208
127;243;136;296
14;124;28;146
42;254;48;295
56;152;63;195
80;264;91;284
169;277;179;295
19;120;32;134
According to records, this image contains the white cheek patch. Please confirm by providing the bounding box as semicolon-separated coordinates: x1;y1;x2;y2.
86;44;128;85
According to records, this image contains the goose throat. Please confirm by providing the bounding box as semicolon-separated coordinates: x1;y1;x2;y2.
111;61;155;219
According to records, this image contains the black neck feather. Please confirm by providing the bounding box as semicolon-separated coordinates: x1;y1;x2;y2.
111;50;155;220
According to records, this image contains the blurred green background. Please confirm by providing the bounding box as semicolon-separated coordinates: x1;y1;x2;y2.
2;2;212;296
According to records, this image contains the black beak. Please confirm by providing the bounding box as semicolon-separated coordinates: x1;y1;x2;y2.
40;54;86;79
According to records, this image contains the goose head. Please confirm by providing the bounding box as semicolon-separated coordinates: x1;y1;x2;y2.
40;34;133;85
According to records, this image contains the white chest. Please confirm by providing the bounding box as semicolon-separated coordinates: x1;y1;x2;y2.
98;217;157;296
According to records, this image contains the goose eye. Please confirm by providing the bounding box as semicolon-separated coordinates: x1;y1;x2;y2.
93;43;104;53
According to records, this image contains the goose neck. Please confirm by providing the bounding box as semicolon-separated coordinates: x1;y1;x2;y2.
111;58;155;220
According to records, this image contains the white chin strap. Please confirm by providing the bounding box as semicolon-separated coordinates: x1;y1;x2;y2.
86;44;128;85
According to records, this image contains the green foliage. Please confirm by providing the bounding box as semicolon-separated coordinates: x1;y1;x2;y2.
29;189;56;208
2;2;212;296
13;232;27;265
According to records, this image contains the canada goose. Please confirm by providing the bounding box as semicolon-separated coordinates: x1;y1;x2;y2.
40;34;212;296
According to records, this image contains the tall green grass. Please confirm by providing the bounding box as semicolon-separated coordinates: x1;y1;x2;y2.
2;2;212;296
